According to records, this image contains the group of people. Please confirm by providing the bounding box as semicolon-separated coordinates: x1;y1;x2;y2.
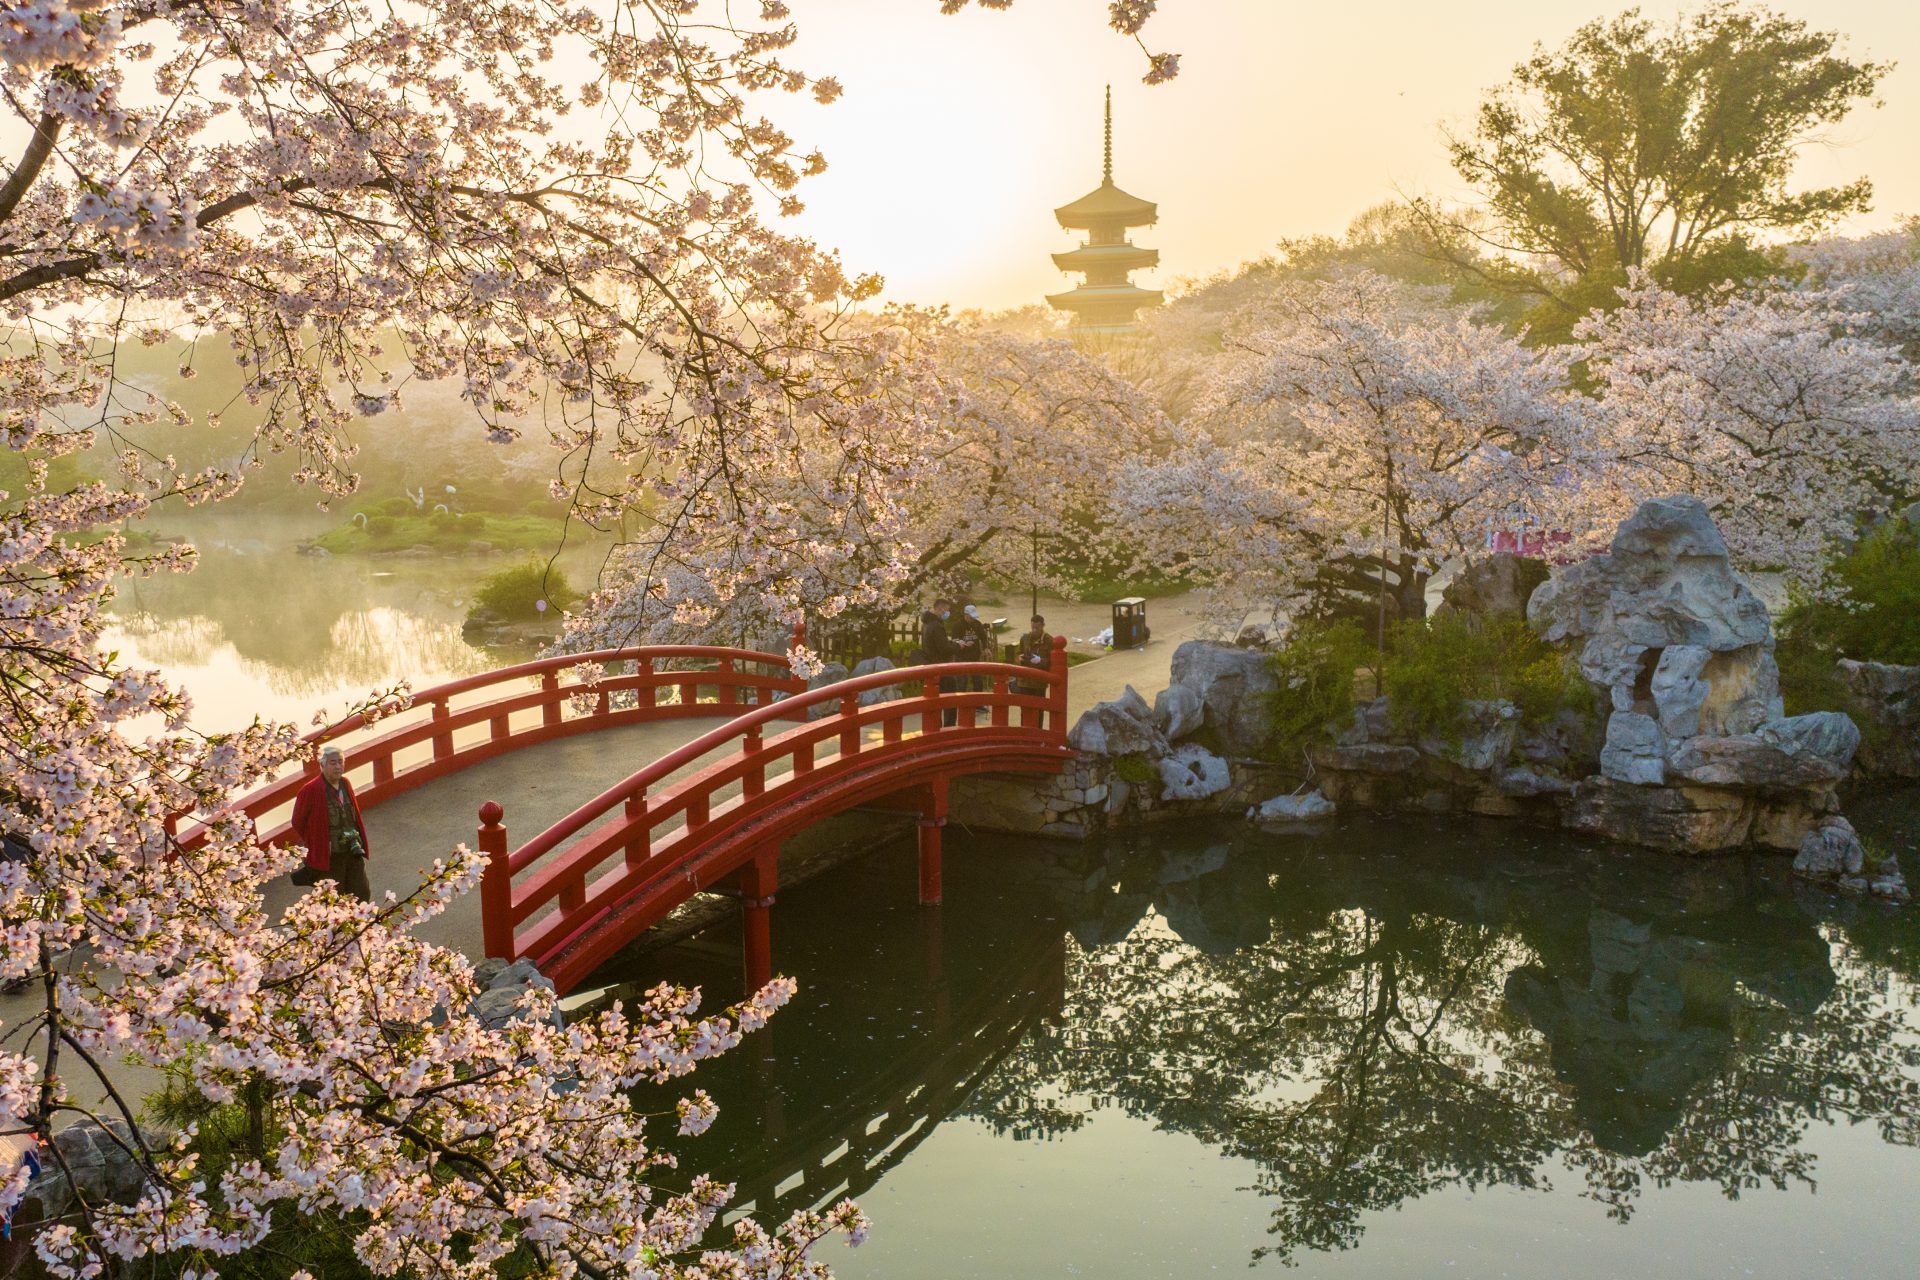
917;599;1054;722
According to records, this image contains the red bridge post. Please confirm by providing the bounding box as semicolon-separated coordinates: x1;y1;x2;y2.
478;801;512;960
739;847;778;993
917;777;948;906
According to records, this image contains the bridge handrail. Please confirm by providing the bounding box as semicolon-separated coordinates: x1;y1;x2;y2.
173;642;806;849
505;643;1071;874
301;645;798;741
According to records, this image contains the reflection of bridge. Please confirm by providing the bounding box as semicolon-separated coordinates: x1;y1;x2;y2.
179;635;1073;992
720;928;1068;1229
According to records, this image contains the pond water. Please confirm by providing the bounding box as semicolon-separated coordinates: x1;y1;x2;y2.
103;511;594;731
622;790;1920;1280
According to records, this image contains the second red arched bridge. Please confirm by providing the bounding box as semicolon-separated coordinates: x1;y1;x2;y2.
178;633;1075;994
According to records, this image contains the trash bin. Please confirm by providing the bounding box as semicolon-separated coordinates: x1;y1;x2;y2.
1111;597;1150;650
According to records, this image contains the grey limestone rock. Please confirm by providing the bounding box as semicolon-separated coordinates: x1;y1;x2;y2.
1153;683;1205;741
1600;712;1667;786
1157;743;1231;800
1528;496;1781;734
1168;640;1279;757
1839;659;1920;778
1649;644;1712;738
1420;699;1518;772
851;655;900;707
804;661;851;721
1250;790;1336;826
1066;688;1168;757
1794;816;1866;880
1665;735;1849;789
1755;711;1861;773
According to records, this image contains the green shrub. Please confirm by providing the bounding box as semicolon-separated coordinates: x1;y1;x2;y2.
472;562;582;618
1112;752;1158;784
365;514;396;537
1261;619;1374;754
1383;612;1589;740
1776;519;1920;716
1779;520;1920;666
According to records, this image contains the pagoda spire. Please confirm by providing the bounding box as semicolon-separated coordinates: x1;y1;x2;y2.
1103;84;1113;184
1046;87;1162;336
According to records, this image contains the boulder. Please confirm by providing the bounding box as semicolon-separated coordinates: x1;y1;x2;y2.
1158;744;1232;800
1437;553;1550;619
1250;790;1336;826
1755;711;1860;773
1168;641;1279;757
804;661;850;721
1528;496;1781;732
1665;736;1849;789
1793;816;1910;901
1566;779;1754;853
1419;699;1518;772
1066;688;1168;757
1648;644;1711;738
1793;816;1865;880
1153;684;1205;741
1838;660;1920;778
1600;712;1666;786
851;655;901;707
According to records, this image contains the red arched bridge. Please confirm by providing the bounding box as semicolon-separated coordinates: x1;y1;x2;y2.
177;634;1073;993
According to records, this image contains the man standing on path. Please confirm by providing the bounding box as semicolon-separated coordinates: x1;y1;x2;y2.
290;746;371;901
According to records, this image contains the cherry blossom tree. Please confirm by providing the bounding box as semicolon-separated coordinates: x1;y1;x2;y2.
1118;273;1595;625
1791;223;1920;362
0;0;1168;1274
1576;276;1920;590
558;309;1170;653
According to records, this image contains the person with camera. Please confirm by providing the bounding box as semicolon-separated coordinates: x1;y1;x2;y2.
290;746;371;901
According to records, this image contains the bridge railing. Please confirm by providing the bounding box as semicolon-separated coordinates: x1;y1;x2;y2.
172;645;807;852
480;637;1073;967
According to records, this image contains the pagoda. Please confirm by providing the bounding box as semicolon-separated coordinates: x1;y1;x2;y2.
1046;87;1162;335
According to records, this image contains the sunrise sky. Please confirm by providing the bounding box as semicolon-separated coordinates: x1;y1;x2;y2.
777;0;1920;312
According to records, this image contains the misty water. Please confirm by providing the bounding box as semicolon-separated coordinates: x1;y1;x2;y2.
624;797;1920;1280
107;513;1920;1278
104;510;592;730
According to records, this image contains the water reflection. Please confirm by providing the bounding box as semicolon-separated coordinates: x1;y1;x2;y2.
633;804;1920;1272
101;512;592;729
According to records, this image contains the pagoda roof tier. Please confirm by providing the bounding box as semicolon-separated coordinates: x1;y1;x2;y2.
1053;180;1158;229
1051;243;1160;272
1045;283;1165;311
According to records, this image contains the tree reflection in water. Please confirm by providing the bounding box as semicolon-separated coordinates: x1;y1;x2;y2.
963;815;1920;1264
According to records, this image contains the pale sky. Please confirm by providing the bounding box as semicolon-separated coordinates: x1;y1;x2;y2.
777;1;1920;311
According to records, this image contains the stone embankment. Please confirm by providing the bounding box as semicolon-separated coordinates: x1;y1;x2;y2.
954;497;1909;904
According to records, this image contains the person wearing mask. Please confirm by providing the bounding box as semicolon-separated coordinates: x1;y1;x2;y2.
1014;614;1053;696
290;746;372;901
919;598;960;725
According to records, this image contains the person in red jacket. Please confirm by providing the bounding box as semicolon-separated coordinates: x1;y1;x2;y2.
289;746;371;901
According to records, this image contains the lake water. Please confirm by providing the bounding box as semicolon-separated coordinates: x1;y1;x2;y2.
620;791;1920;1280
100;512;1920;1277
104;511;588;731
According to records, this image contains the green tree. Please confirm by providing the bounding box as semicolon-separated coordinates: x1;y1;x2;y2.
1425;3;1888;339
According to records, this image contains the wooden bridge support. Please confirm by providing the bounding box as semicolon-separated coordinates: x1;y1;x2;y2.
737;847;779;993
917;777;948;907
